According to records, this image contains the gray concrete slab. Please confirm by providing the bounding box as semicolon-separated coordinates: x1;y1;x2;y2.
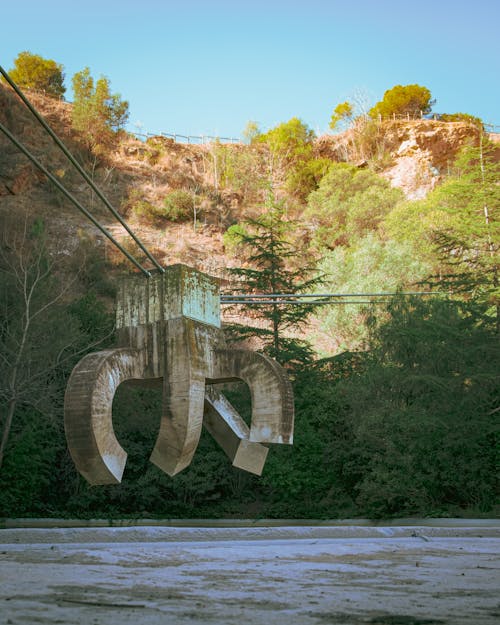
1;523;499;625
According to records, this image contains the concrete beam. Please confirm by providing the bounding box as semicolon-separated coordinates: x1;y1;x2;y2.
204;388;269;476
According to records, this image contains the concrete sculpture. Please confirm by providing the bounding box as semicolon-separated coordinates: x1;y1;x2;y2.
64;264;294;485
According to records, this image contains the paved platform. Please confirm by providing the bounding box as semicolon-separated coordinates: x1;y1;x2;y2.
1;522;499;624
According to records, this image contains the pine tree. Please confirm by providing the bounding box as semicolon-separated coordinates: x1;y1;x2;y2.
430;136;500;330
369;84;434;119
8;51;65;98
227;193;322;364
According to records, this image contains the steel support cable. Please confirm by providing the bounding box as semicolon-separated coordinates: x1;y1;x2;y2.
0;120;151;277
220;291;448;305
221;291;442;300
221;300;388;306
0;65;164;274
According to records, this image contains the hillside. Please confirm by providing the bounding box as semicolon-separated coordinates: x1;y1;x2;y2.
0;83;487;276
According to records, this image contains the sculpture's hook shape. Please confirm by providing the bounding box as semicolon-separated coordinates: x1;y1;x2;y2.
64;348;145;484
149;317;220;476
211;349;294;444
64;265;294;485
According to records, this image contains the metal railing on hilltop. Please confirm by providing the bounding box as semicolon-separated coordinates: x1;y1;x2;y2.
374;111;500;132
131;131;241;144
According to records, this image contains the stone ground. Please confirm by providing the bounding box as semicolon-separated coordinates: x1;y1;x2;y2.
0;522;499;625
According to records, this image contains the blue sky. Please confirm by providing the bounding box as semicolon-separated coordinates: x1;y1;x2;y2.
2;0;499;138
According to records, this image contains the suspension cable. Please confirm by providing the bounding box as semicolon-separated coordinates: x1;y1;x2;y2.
0;120;151;277
221;291;441;299
220;291;448;305
0;65;164;274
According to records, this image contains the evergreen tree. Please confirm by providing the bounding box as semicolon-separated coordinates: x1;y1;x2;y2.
227;193;322;364
429;137;500;329
8;51;65;98
71;67;129;156
369;84;434;119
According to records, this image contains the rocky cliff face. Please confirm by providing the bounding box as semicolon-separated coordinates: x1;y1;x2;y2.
380;120;483;199
316;119;483;199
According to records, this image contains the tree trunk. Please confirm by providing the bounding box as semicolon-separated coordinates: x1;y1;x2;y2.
0;398;16;470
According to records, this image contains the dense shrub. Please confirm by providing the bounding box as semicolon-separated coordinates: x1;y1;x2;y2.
131;199;163;222
336;298;499;517
163;190;194;222
222;223;247;254
305;163;404;248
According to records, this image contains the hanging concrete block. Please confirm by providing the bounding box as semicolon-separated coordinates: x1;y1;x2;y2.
204;388;269;476
64;264;294;485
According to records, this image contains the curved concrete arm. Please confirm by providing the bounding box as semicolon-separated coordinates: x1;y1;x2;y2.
64;348;146;485
211;349;294;444
204;387;269;475
149;317;221;477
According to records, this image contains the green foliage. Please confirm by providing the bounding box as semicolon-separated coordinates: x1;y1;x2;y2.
71;67;129;156
329;100;353;132
383;196;450;265
305;163;404;248
426;140;500;318
0;214;116;509
131;199;164;223
228;194;322;365
0;223;82;415
163;189;195;222
258;117;315;162
129;190;194;224
0;217;103;480
318;234;432;350
223;223;249;255
285;157;333;201
0;407;65;515
242;120;261;144
216;145;266;200
63;383;262;518
258;354;364;518
68;291;114;346
0;296;497;519
440;112;484;128
7;51;65;98
257;118;325;201
337;297;499;517
369;84;434;119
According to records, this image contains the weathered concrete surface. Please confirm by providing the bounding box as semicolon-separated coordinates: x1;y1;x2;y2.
203;389;269;475
0;524;499;625
64;265;294;483
64;348;146;484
